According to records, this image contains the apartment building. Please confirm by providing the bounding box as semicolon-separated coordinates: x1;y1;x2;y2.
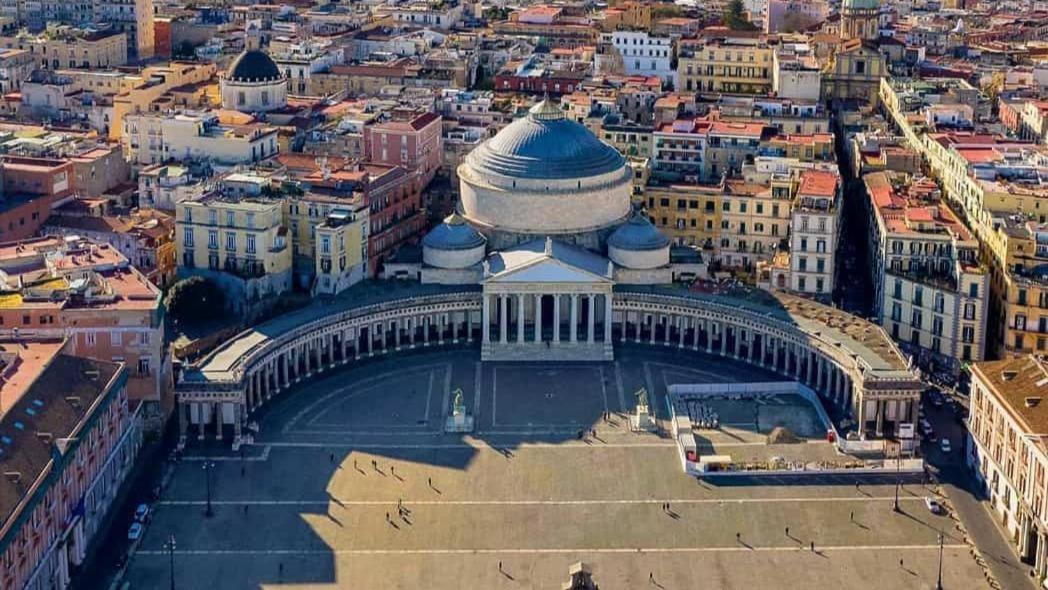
0;342;140;590
644;176;792;269
123;112;279;167
0;47;32;92
864;171;988;367
109;62;217;141
966;355;1048;582
0;27;127;70
137;164;208;211
607;31;673;85
0;236;168;412
881;77;1047;356
176;190;293;305
677;32;773;95
652;118;710;180
364;111;443;189
3;0;153;58
780;169;840;298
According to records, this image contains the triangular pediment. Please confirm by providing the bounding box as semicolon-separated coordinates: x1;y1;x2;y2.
486;257;611;284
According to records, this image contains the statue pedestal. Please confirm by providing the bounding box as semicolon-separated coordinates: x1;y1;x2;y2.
445;412;474;433
631;408;656;432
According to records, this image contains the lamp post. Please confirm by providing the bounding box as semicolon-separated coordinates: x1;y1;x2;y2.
164;534;176;590
936;531;944;590
203;461;215;518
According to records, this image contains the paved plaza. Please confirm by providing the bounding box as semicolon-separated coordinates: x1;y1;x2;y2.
126;348;991;589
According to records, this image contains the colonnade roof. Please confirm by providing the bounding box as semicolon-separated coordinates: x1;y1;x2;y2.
616;285;911;375
180;281;913;387
183;281;480;383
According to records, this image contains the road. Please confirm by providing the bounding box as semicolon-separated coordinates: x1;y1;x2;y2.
922;390;1040;590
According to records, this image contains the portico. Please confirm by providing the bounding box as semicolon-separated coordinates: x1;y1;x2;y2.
481;237;614;362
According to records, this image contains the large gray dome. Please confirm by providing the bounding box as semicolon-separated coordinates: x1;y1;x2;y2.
464;99;625;180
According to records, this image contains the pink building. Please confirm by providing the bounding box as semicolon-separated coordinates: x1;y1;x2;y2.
765;0;828;33
365;111;443;189
0;339;140;590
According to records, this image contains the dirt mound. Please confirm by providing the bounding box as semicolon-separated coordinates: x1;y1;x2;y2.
767;426;803;444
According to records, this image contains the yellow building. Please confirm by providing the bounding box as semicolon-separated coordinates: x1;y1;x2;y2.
599;1;653;32
677;34;773;95
643;177;791;269
0;28;127;70
176;192;293;305
285;190;369;295
110;62;217;141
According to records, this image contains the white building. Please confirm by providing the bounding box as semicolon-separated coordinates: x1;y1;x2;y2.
123;112;279;167
864;171;988;367
967;355;1048;582
138;164;207;211
609;31;673;86
786;169;839;298
773;43;822;102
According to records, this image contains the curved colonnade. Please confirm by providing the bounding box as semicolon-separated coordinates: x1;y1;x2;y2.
176;287;922;446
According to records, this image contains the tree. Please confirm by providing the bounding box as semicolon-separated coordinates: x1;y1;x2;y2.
723;0;758;31
165;276;226;327
652;4;683;19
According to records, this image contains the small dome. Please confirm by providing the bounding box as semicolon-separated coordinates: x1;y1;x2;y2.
227;50;283;82
422;213;487;251
608;214;670;251
463;98;625;180
842;0;880;10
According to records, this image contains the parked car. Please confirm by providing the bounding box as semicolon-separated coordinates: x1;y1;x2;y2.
134;503;150;523
925;497;944;515
127;522;144;541
940;438;952;453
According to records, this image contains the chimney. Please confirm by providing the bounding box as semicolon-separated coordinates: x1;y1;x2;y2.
1026;397;1042;408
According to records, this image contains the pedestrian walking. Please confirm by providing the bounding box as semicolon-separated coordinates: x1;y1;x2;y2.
244;504;249;515
785;526;789;537
498;560;503;573
428;477;433;487
397;498;403;513
386;512;390;523
736;532;741;542
810;541;815;552
850;510;854;522
372;459;378;470
391;465;396;477
353;459;358;471
649;572;654;583
329;452;335;463
899;558;904;569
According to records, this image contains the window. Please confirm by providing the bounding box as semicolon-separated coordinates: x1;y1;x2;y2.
207;230;218;249
246;212;255;229
183;228;194;247
111;331;122;346
225;232;236;251
911;309;923;328
85;332;97;346
138;358;151;375
237;91;245;105
246;234;256;255
208;210;217;225
969;283;979;298
321;236;331;254
226;211;235;227
964;303;976;320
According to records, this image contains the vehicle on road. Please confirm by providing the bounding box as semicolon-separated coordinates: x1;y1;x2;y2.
940;438;952;453
134;503;150;523
127;522;144;541
925;497;944;515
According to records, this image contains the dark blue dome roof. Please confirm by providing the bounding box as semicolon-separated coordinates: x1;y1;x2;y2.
608;214;670;251
465;99;625;180
227;50;282;82
422;213;486;251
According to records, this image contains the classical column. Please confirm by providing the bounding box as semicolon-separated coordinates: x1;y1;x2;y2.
678;317;686;348
603;293;612;343
692;317;701;350
214;402;222;440
771;338;779;371
875;400;884;437
570;294;578;342
534;294;542;342
178;400;187;440
395;320;402;349
650;315;658;345
663;316;672;346
587;293;596;343
482;294;491;345
517;295;525;343
720;323;728;356
553;294;561;342
635;312;643;343
499;294;508;344
198;403;206;440
233;404;242;442
734;327;742;358
422;317;431;345
466;310;473;343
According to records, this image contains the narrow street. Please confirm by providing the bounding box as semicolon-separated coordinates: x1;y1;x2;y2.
832;115;875;317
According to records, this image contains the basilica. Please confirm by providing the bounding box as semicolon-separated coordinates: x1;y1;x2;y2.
407;98;700;361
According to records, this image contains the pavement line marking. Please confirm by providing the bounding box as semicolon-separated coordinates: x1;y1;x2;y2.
261;441;681;449
599;365;610;413
492;365;498;427
643;361;657;419
135;544;968;556
440;362;452;423
158;496;929;507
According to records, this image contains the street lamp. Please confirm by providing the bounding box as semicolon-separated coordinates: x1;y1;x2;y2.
936;531;944;590
203;461;215;518
164;534;176;590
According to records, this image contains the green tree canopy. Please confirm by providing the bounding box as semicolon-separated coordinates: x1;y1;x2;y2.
165;276;226;326
723;0;759;31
